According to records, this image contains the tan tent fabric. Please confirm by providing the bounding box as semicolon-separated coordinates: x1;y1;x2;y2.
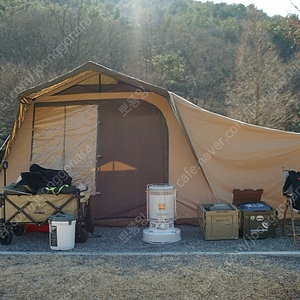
32;106;65;166
32;105;97;193
3;104;34;181
1;62;299;224
173;93;300;217
4;103;30;161
3;70;95;162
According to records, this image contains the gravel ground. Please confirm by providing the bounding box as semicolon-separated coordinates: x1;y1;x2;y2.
1;222;299;253
0;223;300;300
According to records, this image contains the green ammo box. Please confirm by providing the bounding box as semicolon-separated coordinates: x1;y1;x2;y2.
197;203;240;240
233;189;278;239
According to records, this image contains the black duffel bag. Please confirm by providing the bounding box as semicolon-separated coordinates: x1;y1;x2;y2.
20;164;72;193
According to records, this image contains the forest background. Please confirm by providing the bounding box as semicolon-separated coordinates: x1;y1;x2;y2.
1;0;300;147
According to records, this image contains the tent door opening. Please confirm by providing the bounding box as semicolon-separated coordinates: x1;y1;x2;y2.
95;100;168;220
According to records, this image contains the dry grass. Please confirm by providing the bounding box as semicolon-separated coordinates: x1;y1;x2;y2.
0;254;299;300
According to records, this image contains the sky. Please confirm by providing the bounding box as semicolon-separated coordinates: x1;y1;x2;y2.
210;0;300;17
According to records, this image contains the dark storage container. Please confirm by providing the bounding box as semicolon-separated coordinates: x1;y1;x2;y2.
233;189;263;203
234;201;277;239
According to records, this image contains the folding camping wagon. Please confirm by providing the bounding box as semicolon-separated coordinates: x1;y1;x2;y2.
0;162;94;245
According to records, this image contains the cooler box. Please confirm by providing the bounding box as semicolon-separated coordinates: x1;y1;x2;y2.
197;203;239;240
234;201;277;239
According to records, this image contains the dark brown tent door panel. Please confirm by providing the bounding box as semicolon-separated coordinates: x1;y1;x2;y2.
94;100;168;219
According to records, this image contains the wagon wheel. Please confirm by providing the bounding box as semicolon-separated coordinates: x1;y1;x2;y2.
85;222;95;234
75;227;88;243
12;225;25;236
83;202;95;233
0;229;13;245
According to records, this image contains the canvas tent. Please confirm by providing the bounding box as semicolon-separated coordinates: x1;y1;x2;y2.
1;61;300;225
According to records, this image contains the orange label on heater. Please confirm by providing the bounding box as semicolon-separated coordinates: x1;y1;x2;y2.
158;203;166;210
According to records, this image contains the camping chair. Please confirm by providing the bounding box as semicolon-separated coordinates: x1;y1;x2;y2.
282;167;300;247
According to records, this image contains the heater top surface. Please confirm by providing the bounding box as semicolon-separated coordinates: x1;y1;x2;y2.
148;184;175;190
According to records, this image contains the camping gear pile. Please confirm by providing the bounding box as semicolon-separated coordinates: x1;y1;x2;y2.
198;189;278;241
0;162;94;245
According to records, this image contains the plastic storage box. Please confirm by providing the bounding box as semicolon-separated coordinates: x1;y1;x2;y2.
234;201;277;239
197;203;239;240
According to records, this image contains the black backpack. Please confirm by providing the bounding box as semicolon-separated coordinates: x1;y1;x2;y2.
282;170;300;210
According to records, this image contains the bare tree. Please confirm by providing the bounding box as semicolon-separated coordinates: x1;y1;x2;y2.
225;7;298;131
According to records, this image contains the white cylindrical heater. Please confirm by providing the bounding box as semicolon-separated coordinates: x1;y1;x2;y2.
142;184;181;244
